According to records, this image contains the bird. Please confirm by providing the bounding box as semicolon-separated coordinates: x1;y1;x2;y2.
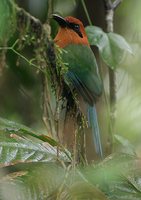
53;14;103;158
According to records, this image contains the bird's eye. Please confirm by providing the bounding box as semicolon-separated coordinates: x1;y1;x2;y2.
74;24;79;29
68;22;80;30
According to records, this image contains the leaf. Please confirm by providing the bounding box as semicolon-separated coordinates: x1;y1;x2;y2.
0;117;71;165
0;163;66;200
108;32;132;54
114;134;136;156
83;153;135;187
107;175;141;200
85;26;132;69
0;162;108;200
0;0;16;43
82;153;141;200
64;181;108;200
0;130;69;167
38;135;58;146
0;154;141;200
85;26;107;48
0;117;58;146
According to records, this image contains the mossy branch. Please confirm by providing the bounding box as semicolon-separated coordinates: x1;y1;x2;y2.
4;1;59;137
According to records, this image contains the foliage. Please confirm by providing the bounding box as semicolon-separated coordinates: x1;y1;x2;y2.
1;118;140;199
86;26;132;69
0;0;141;199
0;122;141;200
0;117;70;165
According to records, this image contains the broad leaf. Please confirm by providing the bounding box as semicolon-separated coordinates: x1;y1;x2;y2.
85;26;132;69
82;153;141;200
62;181;108;200
0;163;65;200
0;117;71;165
0;153;141;200
0;163;108;200
0;117;58;146
0;130;69;167
0;0;16;43
114;134;136;156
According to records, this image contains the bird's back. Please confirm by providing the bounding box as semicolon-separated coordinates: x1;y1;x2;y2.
62;44;102;105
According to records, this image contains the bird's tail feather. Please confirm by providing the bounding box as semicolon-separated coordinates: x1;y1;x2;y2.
88;105;103;158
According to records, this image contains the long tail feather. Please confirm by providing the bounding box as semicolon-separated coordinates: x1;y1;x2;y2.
88;105;103;158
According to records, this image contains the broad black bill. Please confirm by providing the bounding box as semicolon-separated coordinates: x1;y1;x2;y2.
52;14;69;28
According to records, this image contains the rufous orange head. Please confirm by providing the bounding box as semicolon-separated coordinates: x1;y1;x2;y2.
53;14;89;48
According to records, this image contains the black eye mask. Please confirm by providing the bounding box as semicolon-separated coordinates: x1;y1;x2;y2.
67;22;83;38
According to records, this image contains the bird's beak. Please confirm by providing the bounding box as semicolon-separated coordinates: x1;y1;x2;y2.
52;14;68;28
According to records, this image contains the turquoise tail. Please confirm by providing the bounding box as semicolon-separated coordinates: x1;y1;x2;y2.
88;105;103;158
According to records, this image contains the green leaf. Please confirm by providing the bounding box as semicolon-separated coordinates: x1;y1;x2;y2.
0;163;65;200
0;117;57;146
85;26;107;48
114;134;136;156
0;163;108;200
0;130;69;166
65;181;108;200
85;26;132;69
108;32;132;54
82;153;141;200
0;0;16;43
83;153;135;187
107;175;141;200
0;117;71;164
0;154;140;200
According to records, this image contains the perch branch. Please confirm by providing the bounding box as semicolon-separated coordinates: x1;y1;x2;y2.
113;0;122;10
14;3;58;136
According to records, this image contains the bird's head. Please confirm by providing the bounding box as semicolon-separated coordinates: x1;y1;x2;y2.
53;14;89;48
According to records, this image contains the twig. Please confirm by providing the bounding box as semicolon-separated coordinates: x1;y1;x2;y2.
81;0;92;25
103;0;112;10
104;0;122;10
46;0;54;23
113;0;122;10
0;41;45;73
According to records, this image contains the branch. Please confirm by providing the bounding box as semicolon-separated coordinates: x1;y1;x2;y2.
12;3;58;137
103;0;122;10
103;0;112;10
113;0;122;10
16;7;43;38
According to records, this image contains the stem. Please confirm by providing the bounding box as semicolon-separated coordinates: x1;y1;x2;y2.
106;9;114;32
40;0;61;139
103;0;112;10
113;0;122;9
0;43;45;73
46;0;54;23
42;75;56;137
108;68;116;142
81;0;92;25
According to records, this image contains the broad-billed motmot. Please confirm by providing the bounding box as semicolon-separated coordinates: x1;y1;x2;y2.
53;14;103;158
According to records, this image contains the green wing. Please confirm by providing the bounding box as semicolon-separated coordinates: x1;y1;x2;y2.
62;44;102;105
